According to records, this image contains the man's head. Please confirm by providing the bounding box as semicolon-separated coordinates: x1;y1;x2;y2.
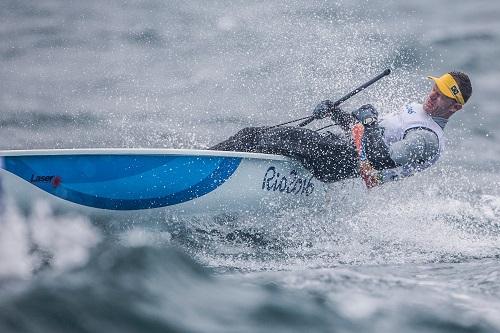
423;71;472;118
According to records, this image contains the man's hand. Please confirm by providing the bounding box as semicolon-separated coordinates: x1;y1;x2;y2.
351;104;378;126
312;100;335;119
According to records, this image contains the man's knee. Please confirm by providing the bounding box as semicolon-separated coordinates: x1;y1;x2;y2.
236;126;264;136
210;126;265;152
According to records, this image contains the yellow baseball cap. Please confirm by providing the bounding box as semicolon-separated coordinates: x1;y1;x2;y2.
427;73;465;105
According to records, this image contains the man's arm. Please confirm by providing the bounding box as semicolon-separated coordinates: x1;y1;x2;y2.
388;128;439;167
362;125;397;170
312;100;355;133
363;127;439;169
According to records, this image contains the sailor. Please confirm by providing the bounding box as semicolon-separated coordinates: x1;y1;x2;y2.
211;71;472;188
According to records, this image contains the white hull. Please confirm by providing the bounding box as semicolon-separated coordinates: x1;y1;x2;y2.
0;149;329;218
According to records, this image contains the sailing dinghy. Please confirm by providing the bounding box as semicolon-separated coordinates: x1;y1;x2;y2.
0;149;328;216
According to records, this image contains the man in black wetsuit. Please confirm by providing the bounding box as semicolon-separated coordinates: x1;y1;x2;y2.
211;71;472;187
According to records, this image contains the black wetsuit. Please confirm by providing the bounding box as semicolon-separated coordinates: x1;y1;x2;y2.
210;126;359;183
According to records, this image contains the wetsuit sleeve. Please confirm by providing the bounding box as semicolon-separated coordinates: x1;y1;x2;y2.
362;125;397;170
330;108;355;133
388;128;439;166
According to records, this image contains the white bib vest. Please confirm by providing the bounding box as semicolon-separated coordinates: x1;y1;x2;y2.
377;102;446;181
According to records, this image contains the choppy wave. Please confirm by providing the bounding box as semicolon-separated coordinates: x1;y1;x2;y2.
0;244;342;333
1;235;499;333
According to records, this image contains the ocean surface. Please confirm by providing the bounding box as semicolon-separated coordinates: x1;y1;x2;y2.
1;0;500;332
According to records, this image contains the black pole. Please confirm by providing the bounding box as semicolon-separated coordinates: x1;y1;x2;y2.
296;68;391;127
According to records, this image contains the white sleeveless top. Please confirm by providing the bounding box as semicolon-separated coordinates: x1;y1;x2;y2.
377;102;445;182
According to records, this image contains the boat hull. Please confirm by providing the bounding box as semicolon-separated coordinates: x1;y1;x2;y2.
0;149;327;217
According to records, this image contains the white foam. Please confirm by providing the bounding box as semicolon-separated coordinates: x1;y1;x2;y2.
0;202;34;279
120;228;172;248
29;201;101;272
0;200;101;279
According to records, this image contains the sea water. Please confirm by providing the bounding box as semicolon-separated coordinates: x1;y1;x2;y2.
1;0;500;332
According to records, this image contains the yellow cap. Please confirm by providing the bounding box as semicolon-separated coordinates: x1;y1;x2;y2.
427;73;465;105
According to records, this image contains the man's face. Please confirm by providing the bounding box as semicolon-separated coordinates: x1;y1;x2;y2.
423;84;461;115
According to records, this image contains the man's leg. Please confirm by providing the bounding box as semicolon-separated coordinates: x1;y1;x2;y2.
258;127;358;182
209;127;265;152
210;126;318;156
210;126;358;183
307;132;359;182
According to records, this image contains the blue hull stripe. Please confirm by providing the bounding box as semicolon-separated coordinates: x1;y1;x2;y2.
4;155;242;210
